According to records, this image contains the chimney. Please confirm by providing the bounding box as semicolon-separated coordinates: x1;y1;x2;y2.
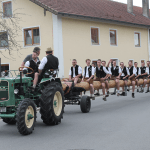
142;0;149;18
127;0;133;14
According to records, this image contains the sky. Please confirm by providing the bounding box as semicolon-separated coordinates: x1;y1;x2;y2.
113;0;150;7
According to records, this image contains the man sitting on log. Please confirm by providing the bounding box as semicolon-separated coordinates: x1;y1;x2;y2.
128;61;136;98
139;61;148;93
94;59;111;101
107;59;121;96
102;60;112;97
120;62;130;96
66;59;82;85
82;59;95;100
145;61;150;93
134;62;141;92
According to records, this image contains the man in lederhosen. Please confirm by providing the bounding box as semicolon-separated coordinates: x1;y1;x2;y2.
94;59;111;101
145;61;150;93
120;62;130;96
134;62;141;92
128;61;136;98
107;59;122;96
102;60;112;97
23;52;40;79
66;59;82;85
139;61;148;93
30;47;59;91
82;59;95;100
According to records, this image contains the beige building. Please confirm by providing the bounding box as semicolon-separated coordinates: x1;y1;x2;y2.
1;0;150;78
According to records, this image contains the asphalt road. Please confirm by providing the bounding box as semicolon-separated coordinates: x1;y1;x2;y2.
0;90;150;150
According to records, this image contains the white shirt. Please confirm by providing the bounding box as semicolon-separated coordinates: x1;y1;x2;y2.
83;66;95;78
69;65;82;78
38;57;48;70
133;67;141;76
128;67;136;75
120;67;130;76
146;67;150;75
24;59;40;70
94;66;110;75
106;67;112;75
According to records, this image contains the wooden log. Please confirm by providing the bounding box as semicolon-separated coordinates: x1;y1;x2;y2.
62;82;67;91
108;80;116;88
137;79;144;85
93;81;101;90
62;79;145;92
75;82;90;91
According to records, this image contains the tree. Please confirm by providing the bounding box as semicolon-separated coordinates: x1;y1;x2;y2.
0;0;24;60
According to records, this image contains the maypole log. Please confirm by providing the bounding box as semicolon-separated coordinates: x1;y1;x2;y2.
62;79;145;91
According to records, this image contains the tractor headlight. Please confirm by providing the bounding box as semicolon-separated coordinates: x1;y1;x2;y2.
14;89;19;94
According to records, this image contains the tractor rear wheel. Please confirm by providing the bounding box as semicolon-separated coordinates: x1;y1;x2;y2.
16;98;36;135
80;96;91;113
2;118;16;125
40;82;64;125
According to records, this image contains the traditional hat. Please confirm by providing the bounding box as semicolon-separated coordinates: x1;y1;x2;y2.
46;47;53;52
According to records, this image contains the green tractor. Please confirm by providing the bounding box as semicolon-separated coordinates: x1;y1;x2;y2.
0;66;64;135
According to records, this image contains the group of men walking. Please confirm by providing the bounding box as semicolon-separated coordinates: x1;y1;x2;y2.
65;59;150;101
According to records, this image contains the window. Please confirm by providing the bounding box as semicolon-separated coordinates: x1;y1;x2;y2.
0;32;8;48
24;27;40;46
91;28;99;45
3;1;12;18
111;58;119;66
1;64;9;77
134;32;141;47
110;30;117;46
141;60;145;63
129;59;134;64
92;60;98;67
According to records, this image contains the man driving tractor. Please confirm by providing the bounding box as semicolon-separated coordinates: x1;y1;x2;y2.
30;47;59;92
23;52;40;79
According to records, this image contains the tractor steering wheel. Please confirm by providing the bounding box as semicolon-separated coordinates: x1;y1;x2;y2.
19;67;34;75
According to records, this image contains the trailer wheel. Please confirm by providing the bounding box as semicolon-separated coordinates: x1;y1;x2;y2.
2;118;16;125
16;98;36;135
80;96;91;113
40;82;64;125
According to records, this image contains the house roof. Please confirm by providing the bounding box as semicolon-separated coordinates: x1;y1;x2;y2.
29;0;150;27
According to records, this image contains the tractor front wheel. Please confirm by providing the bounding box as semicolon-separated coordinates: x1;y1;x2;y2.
16;98;36;135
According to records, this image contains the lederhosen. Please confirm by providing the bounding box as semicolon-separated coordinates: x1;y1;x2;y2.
26;60;40;79
128;66;135;81
140;67;147;79
120;67;128;80
94;66;106;83
71;65;82;83
111;66;119;80
83;65;93;84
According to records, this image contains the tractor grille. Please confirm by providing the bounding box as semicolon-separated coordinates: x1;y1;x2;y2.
0;81;9;101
